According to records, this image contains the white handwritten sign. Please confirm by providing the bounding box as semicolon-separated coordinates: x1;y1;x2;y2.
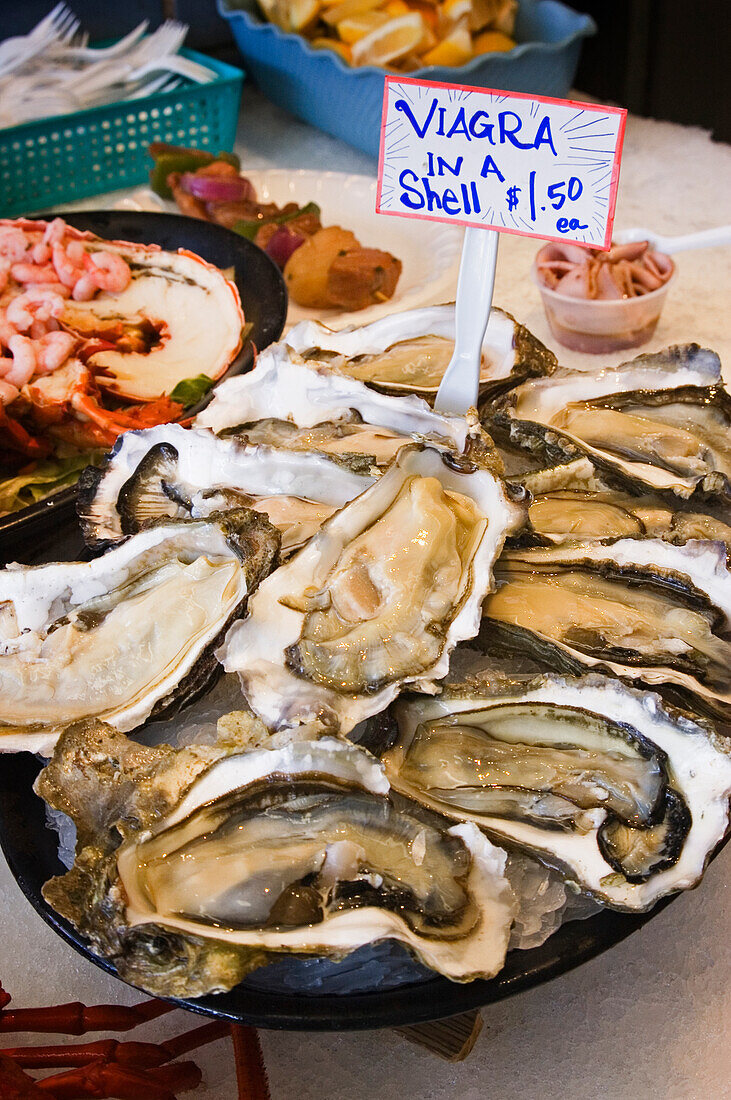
376;78;627;249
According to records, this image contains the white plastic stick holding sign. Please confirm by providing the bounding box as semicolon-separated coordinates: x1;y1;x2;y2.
435;226;498;414
376;79;626;413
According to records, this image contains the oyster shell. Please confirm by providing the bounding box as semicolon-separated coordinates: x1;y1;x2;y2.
0;511;279;754
218;441;526;735
195;338;476;453
490;344;731;503
77;423;376;553
482;538;731;722
284;304;555;401
383;673;731;910
38;723;516;997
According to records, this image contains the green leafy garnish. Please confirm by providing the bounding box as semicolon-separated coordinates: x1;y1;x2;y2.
0;451;104;516
170;374;215;407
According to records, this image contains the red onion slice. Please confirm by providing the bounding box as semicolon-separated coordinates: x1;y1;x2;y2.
265;225;306;269
181;173;256;203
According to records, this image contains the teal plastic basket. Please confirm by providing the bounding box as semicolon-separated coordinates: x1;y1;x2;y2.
0;47;245;218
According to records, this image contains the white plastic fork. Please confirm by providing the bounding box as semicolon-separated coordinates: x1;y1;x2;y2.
126;53;217;85
48;20;149;62
0;4;80;78
613;225;731;254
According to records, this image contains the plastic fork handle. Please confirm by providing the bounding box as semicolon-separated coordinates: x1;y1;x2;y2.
435;227;499;416
613;225;731;254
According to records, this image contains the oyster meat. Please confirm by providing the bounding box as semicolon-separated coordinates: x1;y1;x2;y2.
284;304;555;401
76;423;375;553
490;344;731;502
0;511;279;754
510;455;731;549
482;538;731;722
384;673;731;909
218;441;526;734
38;724;516;997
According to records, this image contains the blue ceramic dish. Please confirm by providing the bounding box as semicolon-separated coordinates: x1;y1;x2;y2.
219;0;596;157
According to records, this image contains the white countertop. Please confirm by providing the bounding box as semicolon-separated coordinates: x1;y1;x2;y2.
1;87;730;1098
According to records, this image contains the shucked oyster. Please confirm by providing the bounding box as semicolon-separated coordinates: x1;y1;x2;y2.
490;344;731;504
0;511;279;754
510;455;731;549
218;441;526;735
77;423;375;553
195;338;475;453
38;723;516;997
482;538;731;722
384;673;731;910
283;305;556;402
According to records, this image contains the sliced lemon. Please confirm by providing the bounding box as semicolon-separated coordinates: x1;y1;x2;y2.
473;28;515;51
440;0;471;23
421;24;472;66
351;12;426;63
337;10;391;43
311;36;354;61
285;0;321;31
322;0;383;27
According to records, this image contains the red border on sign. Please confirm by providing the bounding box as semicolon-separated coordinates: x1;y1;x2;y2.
376;76;627;252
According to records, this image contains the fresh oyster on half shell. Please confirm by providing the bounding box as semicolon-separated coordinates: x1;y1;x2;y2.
489;344;731;504
384;672;731;910
77;423;376;554
504;454;731;549
284;304;555;402
218;440;526;735
38;723;516;997
482;538;731;723
0;511;279;754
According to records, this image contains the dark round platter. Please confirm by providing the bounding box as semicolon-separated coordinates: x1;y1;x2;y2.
0;494;685;1032
0;209;287;556
0;749;680;1031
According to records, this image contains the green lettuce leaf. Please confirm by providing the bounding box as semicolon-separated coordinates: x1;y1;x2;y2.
0;451;103;516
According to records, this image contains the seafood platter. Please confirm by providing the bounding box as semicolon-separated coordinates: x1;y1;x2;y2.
0;264;730;1027
0;211;287;547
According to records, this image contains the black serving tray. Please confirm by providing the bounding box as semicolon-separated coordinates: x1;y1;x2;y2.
0;210;287;556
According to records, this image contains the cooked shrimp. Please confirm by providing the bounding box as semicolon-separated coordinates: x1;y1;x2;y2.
0;227;29;263
3;335;37;386
72;273;98;301
11;262;59;285
85;250;132;293
52;242;85;289
6;289;65;332
34;331;77;374
0;259;9;294
0;379;19;405
42;218;67;247
32;242;51;265
0;312;17;348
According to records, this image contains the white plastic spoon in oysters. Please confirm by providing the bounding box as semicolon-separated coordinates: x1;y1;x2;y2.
435;227;499;416
613;225;731;254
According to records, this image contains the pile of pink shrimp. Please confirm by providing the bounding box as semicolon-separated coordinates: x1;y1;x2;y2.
0;218;131;405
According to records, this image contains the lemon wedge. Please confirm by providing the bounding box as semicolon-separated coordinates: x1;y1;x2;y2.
322;0;383;26
351;12;427;64
421;24;472;66
473;28;515;52
338;10;391;43
311;36;354;61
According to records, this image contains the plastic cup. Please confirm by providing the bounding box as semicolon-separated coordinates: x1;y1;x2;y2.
531;262;675;354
